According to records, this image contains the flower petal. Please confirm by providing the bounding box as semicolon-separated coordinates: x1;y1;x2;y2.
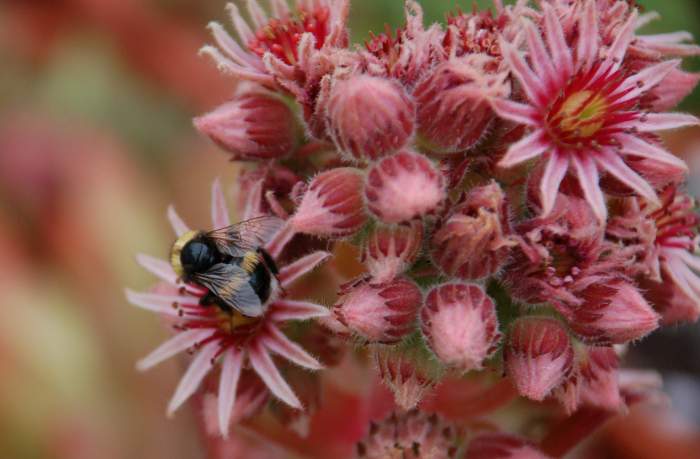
572;155;607;222
167;341;220;416
125;289;193;317
211;178;231;229
264;220;297;260
634;113;700;132
490;99;540;126
136;254;178;285
543;3;573;80
498;130;549;168
271;299;330;322
540;153;570;216
263;324;323;370
218;349;244;437
246;0;268;30
138;329;214;371
614;59;679;103
226;2;254;43
500;39;546;106
603;11;636;73
616;133;688;170
595;149;659;206
249;341;301;408
524;19;556;87
278;251;332;289
576;0;599;70
168;205;190;237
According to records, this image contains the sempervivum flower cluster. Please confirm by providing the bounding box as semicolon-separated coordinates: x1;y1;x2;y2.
128;0;700;456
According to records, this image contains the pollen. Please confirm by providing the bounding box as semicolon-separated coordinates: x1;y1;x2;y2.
548;89;609;144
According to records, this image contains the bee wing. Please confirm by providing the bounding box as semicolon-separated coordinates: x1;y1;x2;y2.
193;263;264;317
206;216;284;257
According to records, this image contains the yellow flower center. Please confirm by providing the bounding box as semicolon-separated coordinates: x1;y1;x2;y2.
551;90;608;141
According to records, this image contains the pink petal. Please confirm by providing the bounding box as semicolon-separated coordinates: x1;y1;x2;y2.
270;0;290;18
125;289;193;317
572;155;607;222
678;249;700;272
603;11;636;73
167;341;220;416
218;349;244;437
226;2;254;43
271;299;330;322
245;0;268;30
501;39;546;106
576;0;599;70
641;31;694;45
136;254;178;285
199;46;274;85
595;149;659;206
278;251;332;289
490;99;540;126
498;130;549;168
524;20;556;87
543;3;573;80
263;325;323;370
137;329;214;371
207;22;261;69
615;59;680;103
242;179;264;221
167;205;190;237
539;153;570;216
664;256;700;303
634;113;700;132
249;341;301;408
264;220;296;260
211;179;231;229
616;133;688;170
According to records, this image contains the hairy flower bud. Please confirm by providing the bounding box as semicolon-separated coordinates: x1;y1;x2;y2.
194;84;298;160
373;346;437;410
578;346;623;411
334;278;422;343
365;150;446;223
356;410;459;459
326;74;415;161
291;167;367;237
421;283;500;371
505;317;574;401
414;56;508;153
362;221;423;283
569;280;660;344
432;181;513;279
466;433;552;459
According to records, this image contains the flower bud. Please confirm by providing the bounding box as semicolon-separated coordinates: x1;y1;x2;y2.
570;281;660;344
365;150;446;223
373;345;437;411
326;74;415;161
505;317;573;401
362;221;423;283
421;283;500;371
643;66;700;112
432;181;513;279
194;84;298;160
641;276;700;325
334;278;422;343
414;56;508;153
356;410;459;459
466;433;552;459
291;167;367;237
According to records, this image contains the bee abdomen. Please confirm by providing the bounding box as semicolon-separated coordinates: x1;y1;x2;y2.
248;262;272;304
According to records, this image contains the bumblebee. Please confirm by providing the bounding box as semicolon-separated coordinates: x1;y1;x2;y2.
170;216;283;317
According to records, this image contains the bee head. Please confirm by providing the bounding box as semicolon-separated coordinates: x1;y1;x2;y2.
170;230;214;278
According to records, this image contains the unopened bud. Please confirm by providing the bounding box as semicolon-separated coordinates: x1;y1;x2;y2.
362;221;423;283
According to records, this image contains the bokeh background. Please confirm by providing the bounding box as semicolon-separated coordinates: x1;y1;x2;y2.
1;0;700;458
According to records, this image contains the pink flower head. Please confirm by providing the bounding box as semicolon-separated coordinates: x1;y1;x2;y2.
421;283;501;372
325;74;415;161
414;55;510;153
466;432;552;459
200;0;349;85
365;150;446;224
362;1;443;87
373;345;437;411
492;1;698;221
126;181;330;437
362;221;423;284
504;317;574;401
333;277;422;343
194;83;299;161
290;167;367;237
356;410;459;459
432;181;514;280
568;280;659;344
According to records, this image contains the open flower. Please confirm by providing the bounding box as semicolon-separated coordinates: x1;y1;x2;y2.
492;1;697;221
125;181;330;437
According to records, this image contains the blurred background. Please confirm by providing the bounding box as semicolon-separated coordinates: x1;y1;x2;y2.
1;0;700;458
